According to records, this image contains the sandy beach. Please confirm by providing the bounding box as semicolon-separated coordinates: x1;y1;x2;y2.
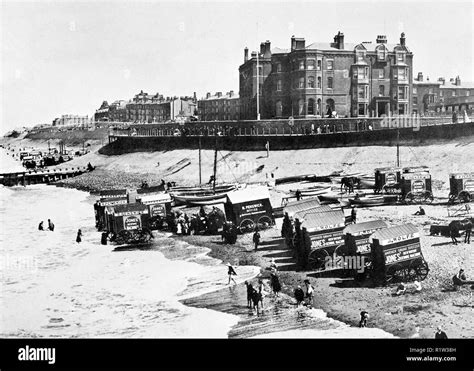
1;135;473;338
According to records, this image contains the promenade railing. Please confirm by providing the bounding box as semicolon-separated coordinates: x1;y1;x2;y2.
106;116;469;139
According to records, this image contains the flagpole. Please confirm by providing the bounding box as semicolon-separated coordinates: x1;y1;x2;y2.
256;22;260;121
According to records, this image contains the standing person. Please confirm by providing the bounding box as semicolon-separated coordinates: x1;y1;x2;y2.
295;189;302;201
38;221;44;231
464;222;471;244
351;206;357;224
48;219;55;231
359;311;369;327
304;279;314;307
270;269;281;297
253;228;261;251
257;279;266;310
101;232;108;245
226;263;237;285
294;285;305;307
76;229;82;243
302;227;312;269
434;326;448;339
450;221;459;245
245;281;254;309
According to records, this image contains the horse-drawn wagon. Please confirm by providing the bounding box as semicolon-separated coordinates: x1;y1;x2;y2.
374;167;402;194
94;189;129;230
448;172;474;204
299;208;346;270
369;223;429;284
342;220;388;258
136;187;172;230
400;170;433;204
105;203;153;245
224;186;274;233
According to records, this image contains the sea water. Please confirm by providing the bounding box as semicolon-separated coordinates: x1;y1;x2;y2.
0;184;396;338
0;185;259;338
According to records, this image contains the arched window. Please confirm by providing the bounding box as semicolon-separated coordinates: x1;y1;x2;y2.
276;101;283;117
317;76;322;89
299;60;305;70
307;76;315;88
298;99;305;115
317;99;322;116
308;98;315;115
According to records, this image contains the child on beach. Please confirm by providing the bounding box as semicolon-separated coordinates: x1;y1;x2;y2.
227;263;237;285
304;279;314;307
359;311;369;327
253;228;261;251
294;286;305;307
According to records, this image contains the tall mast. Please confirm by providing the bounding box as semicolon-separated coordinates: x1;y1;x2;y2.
198;136;202;185
213;134;218;193
256;22;260;121
396;128;400;167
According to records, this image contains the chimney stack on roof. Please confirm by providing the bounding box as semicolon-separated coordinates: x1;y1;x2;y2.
244;47;248;62
333;31;344;49
216;92;222;98
229;90;234;97
438;77;445;85
264;40;271;57
376;35;387;44
260;42;265;55
400;32;406;46
206;92;211;99
417;72;423;82
455;76;461;86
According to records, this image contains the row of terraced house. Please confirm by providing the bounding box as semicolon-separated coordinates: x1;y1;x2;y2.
94;31;474;123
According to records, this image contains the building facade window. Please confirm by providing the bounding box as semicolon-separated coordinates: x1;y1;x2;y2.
308;98;315;115
356;51;365;62
276;100;283;117
327;60;334;70
299;60;305;70
307;76;315;88
358;66;369;80
452;91;456;97
378;69;384;79
327;76;333;89
276;80;282;91
397;52;405;63
276;63;282;72
466;90;470;96
307;60;315;70
439;90;443;96
398;104;406;115
298;99;305;115
413;87;417;94
317;76;321;89
317;60;322;70
299;77;305;89
397;86;408;100
358;103;366;116
379;85;385;96
377;48;386;61
413;97;418;104
398;68;407;80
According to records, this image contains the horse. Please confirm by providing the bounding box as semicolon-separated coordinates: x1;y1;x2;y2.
340;176;360;194
449;219;473;245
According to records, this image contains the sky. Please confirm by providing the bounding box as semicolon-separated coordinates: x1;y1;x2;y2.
1;0;473;131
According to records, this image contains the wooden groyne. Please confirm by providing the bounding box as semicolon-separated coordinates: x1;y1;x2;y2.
0;166;90;187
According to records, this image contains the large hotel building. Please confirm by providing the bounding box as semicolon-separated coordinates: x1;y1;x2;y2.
239;32;414;119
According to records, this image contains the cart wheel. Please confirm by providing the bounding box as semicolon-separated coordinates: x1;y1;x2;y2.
257;216;273;230
386;264;404;284
423;191;434;204
405;192;414;204
458;191;471;203
308;249;329;271
239;219;255;234
409;258;429;281
334;243;347;257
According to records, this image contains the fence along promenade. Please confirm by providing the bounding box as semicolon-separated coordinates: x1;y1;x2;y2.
105;116;457;138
